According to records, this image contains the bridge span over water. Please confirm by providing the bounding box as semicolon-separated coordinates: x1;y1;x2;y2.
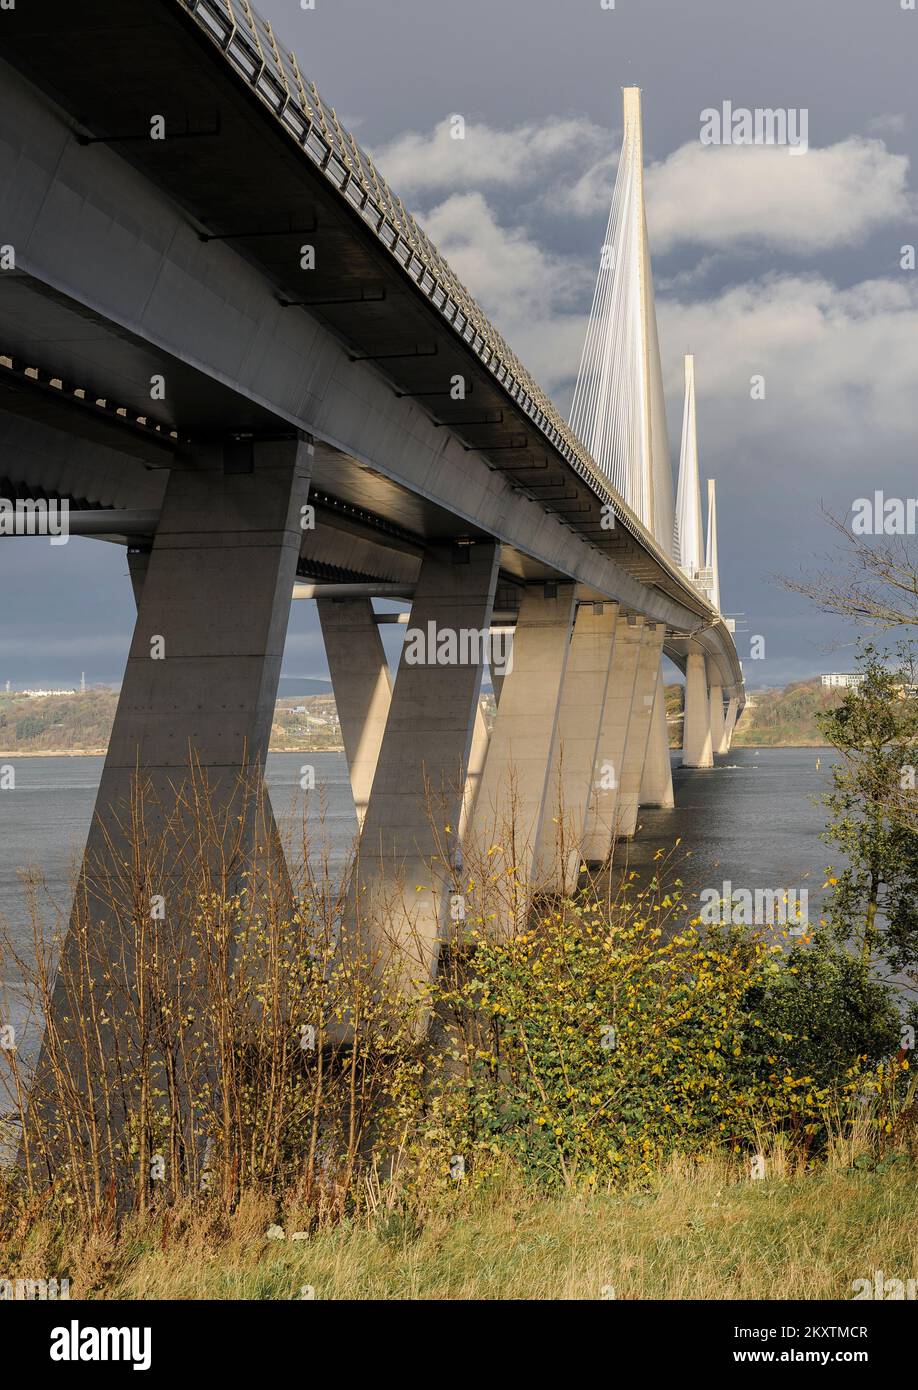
0;0;744;989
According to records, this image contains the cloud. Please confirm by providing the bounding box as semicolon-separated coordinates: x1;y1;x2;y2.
374;115;913;263
411;197;918;462
371;115;610;198
658;273;918;475
417;191;590;391
378;115;918;527
867;113;906;136
657;256;718;293
656;273;918;678
645;137;912;254
555;150;617;217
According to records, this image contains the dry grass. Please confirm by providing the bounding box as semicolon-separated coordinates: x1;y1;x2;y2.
3;1154;916;1301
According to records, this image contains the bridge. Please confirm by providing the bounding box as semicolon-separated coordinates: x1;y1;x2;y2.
0;0;744;1002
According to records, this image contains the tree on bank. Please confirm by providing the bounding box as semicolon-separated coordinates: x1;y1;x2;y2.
817;649;918;979
748;654;916;1088
775;525;918;1067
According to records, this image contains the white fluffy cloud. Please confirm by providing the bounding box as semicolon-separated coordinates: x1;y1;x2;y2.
657;274;918;487
660;275;918;421
413;197;918;468
375;114;911;259
371;115;610;197
417;191;590;391
645;137;911;254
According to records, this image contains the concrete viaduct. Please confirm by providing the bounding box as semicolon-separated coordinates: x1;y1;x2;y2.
0;0;744;992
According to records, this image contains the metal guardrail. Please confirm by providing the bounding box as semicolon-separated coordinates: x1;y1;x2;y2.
175;0;722;625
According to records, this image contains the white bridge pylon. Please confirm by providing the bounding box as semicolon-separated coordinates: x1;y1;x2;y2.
569;86;674;556
674;353;704;576
569;86;731;789
674;353;720;613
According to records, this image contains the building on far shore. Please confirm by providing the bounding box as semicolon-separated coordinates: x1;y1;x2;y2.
821;673;865;689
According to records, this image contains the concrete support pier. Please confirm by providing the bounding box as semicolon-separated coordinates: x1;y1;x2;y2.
615;623;665;837
709;681;726;758
86;433;311;838
317;597;392;828
723;695;740;752
459;700;491;839
34;434;313;1179
640;660;675;808
470;583;577;891
349;541;500;984
581;615;643;863
534;600;619;892
106;443;309;891
682;649;713;768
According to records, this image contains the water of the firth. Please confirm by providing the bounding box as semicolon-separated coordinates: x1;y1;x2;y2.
0;749;838;1054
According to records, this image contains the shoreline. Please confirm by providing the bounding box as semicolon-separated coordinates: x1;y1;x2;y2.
2;743;826;758
0;746;346;758
667;742;830;751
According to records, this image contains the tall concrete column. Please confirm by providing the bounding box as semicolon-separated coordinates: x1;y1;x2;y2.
616;623;665;837
349;541;500;984
470;583;578;891
581;614;643;863
489;628;509;708
723;696;739;752
459;700;490;840
99;436;310;786
709;681;726;757
34;433;313;1180
125;486;294;899
640;659;675;809
458;629;514;839
534;601;619;893
682;650;713;768
317;597;392;828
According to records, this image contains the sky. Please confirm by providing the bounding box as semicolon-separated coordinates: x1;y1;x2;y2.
3;0;917;692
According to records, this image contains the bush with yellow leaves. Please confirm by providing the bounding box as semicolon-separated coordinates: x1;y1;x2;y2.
420;886;911;1190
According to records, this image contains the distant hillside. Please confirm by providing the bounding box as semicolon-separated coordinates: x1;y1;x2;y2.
0;691;345;754
0;678;841;755
0;689;114;753
664;677;839;748
731;679;840;747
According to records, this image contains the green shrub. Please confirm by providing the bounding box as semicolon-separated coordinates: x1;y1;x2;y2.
417;893;908;1190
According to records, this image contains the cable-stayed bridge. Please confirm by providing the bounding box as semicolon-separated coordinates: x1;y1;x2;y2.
0;0;744;1027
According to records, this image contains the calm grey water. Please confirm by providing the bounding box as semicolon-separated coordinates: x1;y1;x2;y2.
621;748;838;913
0;748;837;1057
0;751;357;948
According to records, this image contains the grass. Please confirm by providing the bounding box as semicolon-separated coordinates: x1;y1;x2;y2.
4;1156;916;1300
